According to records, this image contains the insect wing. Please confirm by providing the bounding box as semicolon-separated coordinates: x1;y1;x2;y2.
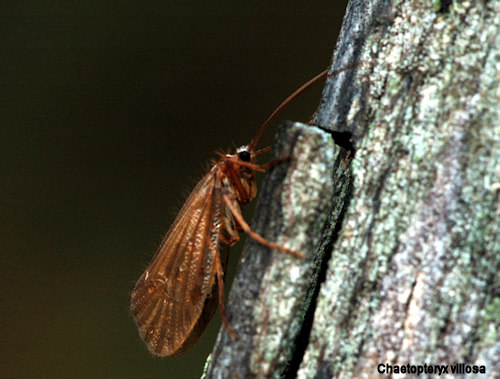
171;243;229;355
130;169;224;356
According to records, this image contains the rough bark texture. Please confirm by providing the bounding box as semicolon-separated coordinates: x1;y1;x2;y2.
206;0;499;378
302;0;500;378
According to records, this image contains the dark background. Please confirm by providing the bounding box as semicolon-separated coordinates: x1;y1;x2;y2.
1;2;346;378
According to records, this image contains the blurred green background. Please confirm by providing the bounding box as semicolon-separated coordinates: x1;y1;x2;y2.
1;2;346;378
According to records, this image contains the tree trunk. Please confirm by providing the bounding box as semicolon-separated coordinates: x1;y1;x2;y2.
205;0;500;377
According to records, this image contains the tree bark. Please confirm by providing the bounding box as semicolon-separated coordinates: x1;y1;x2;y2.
205;0;500;377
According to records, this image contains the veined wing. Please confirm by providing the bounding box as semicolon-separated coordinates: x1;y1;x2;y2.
130;167;225;356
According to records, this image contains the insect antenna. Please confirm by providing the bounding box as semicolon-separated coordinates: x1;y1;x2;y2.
248;69;328;151
248;62;366;151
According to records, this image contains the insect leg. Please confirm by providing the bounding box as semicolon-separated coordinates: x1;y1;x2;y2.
254;146;272;155
212;242;237;339
222;194;304;258
234;155;293;172
256;155;293;171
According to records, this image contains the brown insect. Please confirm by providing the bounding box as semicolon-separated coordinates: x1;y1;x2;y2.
130;69;329;357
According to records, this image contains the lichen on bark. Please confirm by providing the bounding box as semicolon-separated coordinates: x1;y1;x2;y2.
299;0;500;377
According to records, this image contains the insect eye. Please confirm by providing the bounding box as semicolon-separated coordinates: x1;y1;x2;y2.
238;151;251;162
